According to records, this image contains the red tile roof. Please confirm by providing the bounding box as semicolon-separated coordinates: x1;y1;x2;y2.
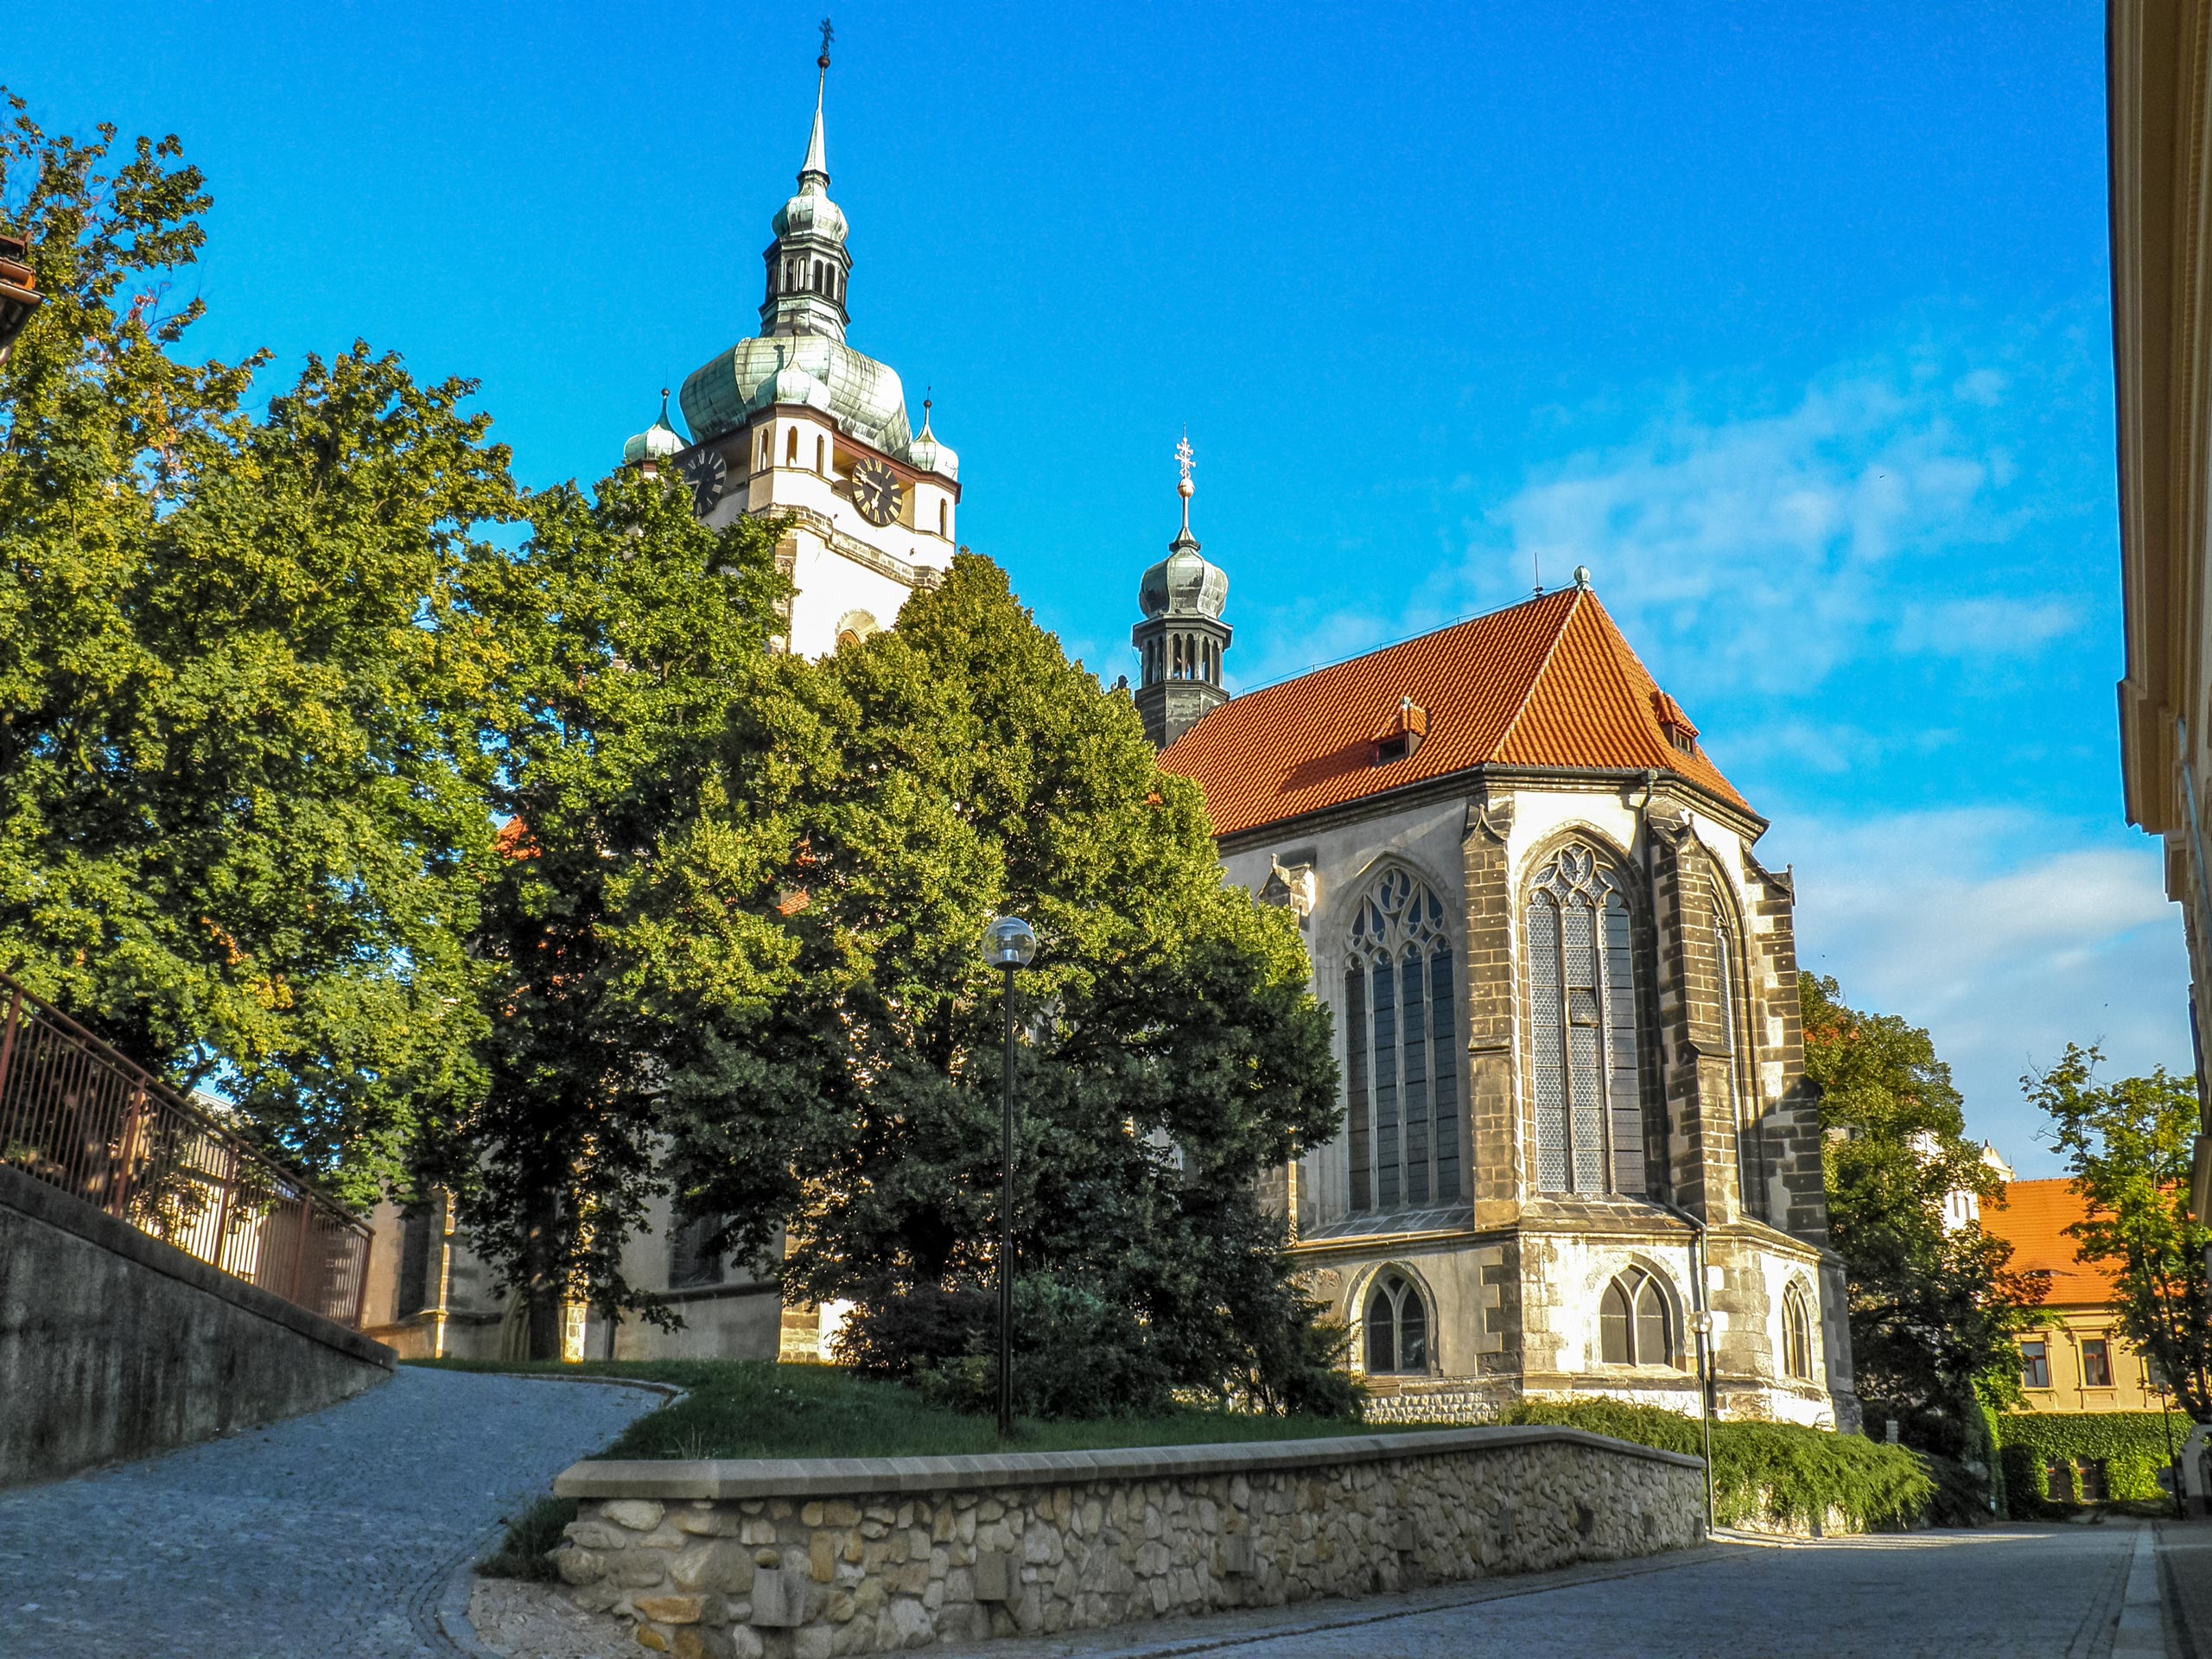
1980;1178;2119;1306
1157;588;1751;838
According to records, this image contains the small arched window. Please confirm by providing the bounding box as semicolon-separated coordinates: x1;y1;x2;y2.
1598;1268;1675;1366
938;500;948;537
816;435;826;474
1363;1273;1428;1374
1782;1283;1814;1381
1528;842;1645;1195
785;427;799;465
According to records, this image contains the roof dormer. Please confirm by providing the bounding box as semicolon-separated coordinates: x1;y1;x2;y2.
1374;697;1429;766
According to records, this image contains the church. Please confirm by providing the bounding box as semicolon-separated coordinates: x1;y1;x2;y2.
359;47;1858;1432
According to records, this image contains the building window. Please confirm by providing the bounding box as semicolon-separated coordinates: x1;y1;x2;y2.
1528;842;1646;1194
2077;1460;2109;1502
2082;1338;2113;1389
396;1205;436;1319
1363;1273;1428;1374
938;500;948;537
669;1211;727;1290
2044;1459;2073;1502
1781;1282;1814;1380
2020;1338;2050;1389
1598;1268;1674;1366
1344;868;1460;1211
1716;918;1764;1219
785;427;799;464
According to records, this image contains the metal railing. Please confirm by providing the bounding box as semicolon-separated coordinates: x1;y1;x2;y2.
0;977;373;1328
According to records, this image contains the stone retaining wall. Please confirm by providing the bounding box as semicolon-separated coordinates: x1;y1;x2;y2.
550;1426;1705;1657
0;1164;393;1487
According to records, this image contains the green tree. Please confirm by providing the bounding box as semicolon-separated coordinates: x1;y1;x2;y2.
0;96;514;1198
423;465;790;1358
2026;1045;2211;1422
633;555;1351;1414
1800;974;2044;1453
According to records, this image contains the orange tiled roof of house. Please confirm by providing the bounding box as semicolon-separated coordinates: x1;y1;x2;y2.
1980;1178;2120;1305
1157;586;1750;838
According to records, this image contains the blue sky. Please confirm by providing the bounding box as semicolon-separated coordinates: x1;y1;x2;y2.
8;2;2178;1172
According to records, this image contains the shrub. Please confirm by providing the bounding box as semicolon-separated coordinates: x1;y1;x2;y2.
1499;1400;1935;1532
1994;1412;2180;1515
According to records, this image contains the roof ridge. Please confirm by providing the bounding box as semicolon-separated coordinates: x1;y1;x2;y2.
1488;589;1586;763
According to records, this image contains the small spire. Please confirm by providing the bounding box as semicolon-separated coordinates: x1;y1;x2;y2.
919;396;934;435
801;19;833;186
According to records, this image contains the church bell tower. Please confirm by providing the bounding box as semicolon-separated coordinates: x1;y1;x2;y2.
1132;436;1231;748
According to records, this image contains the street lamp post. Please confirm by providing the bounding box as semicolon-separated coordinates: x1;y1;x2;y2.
984;916;1037;1439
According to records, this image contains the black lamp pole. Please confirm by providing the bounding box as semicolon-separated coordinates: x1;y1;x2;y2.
997;957;1016;1438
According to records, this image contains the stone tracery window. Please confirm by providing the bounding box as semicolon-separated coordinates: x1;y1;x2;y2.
1344;868;1460;1212
1363;1272;1428;1374
1717;917;1764;1219
1782;1282;1814;1381
1527;842;1645;1194
1598;1267;1674;1366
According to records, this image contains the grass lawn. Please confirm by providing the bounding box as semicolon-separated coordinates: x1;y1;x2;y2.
409;1357;1400;1463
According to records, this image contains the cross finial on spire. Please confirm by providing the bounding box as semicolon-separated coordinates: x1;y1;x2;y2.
1174;431;1196;536
817;16;834;67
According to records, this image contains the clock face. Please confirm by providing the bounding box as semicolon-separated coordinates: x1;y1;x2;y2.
848;457;905;528
681;448;728;516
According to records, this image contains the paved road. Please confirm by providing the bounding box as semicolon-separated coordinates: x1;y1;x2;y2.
0;1366;662;1659
970;1522;2159;1659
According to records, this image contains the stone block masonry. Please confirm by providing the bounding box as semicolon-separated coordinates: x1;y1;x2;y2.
550;1425;1704;1656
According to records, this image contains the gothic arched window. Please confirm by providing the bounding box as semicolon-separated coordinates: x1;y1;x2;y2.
1344;868;1460;1212
938;500;948;537
1527;843;1645;1195
1782;1283;1814;1381
1716;918;1764;1219
1598;1268;1674;1366
785;427;799;465
815;435;826;474
1363;1273;1429;1374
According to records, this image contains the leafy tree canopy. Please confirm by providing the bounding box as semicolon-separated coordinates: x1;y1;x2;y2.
2026;1045;2210;1422
632;556;1352;1414
418;465;791;1357
1801;973;2044;1452
0;94;515;1199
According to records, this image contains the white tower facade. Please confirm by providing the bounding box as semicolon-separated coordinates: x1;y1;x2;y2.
655;40;960;657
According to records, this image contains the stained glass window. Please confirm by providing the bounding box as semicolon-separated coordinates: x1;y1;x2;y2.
1528;844;1646;1194
1344;869;1459;1214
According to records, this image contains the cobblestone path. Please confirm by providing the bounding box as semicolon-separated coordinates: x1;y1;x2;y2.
964;1522;2151;1659
0;1365;662;1658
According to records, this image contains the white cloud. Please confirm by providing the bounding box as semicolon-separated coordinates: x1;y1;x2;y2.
1777;808;2190;1175
1893;597;2079;658
1470;370;2010;693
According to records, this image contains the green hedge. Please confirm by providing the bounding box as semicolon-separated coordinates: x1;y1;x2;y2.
1498;1400;1934;1533
1995;1413;2177;1512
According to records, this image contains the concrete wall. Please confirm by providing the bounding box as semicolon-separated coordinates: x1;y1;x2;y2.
550;1425;1705;1656
0;1165;394;1487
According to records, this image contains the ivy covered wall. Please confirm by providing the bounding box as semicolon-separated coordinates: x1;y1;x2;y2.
1995;1412;2183;1510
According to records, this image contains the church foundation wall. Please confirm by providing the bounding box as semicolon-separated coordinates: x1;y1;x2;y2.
548;1426;1704;1657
